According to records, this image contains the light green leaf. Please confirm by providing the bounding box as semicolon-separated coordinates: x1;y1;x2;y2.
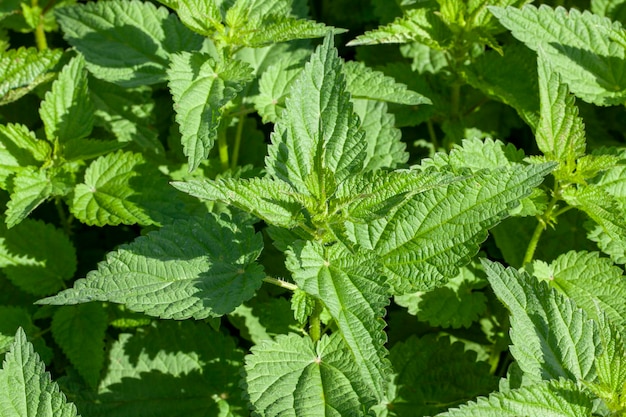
353;99;409;171
241;16;337;48
5;168;53;228
244;333;373;416
228;297;298;344
593;312;626;407
0;328;79;417
483;260;600;382
437;378;594;417
395;264;488;329
389;334;497;416
490;4;626;105
39;55;94;144
70;151;182;226
286;241;390;402
0;123;50;187
75;320;246;416
267;34;367;196
369;163;554;292
0;219;77;296
531;251;626;327
155;0;223;36
344;61;430;105
291;288;315;324
535;49;586;177
168;52;253;171
38;212;264;320
89;77;163;155
51;303;107;389
347;8;453;49
55;0;203;87
171;177;304;228
0;47;63;106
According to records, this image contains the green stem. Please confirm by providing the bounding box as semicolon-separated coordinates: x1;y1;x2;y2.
262;276;298;291
427;119;438;150
522;189;561;265
33;0;47;51
217;127;229;171
55;197;72;236
230;113;246;169
309;299;323;343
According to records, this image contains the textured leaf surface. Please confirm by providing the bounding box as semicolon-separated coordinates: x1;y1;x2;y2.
244;333;372;416
55;0;203;86
367;163;553;292
171;177;304;228
241;16;334;47
532;251;626;326
491;4;626;105
5;169;53;228
0;219;76;296
267;35;366;196
286;241;389;402
437;378;594;417
168;52;253;171
344;61;430;105
483;260;599;382
70;151;182;226
0;47;63;106
0;328;79;417
594;312;626;404
51;303;107;389
155;0;222;36
38;212;264;320
389;335;497;416
0;123;50;187
39;55;94;144
76;320;246;417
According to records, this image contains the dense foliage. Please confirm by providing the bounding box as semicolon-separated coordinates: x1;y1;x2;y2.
1;0;626;416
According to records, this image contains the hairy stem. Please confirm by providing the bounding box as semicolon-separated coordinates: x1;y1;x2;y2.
262;276;298;291
230;114;246;169
309;299;323;343
522;189;561;265
217;127;229;171
33;0;47;51
55;197;73;236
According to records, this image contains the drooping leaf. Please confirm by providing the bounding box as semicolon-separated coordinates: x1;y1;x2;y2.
286;240;390;402
38;212;264;320
437;378;594;417
490;4;626;105
55;0;203;87
5;169;53;228
483;260;600;383
344;61;430;105
39;55;94;145
171;177;305;228
70;151;182;226
75;320;246;416
389;334;498;416
266;34;367;197
0;328;79;417
168;52;253;171
530;251;626;326
0;219;77;296
244;333;374;416
0;47;63;106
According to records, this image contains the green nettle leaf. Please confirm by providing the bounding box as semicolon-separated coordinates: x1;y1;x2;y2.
0;219;77;296
76;320;246;416
0;307;37;356
168;52;253;171
70;151;182;226
0;123;51;187
244;333;373;416
51;303;107;389
229;297;298;344
531;251;626;327
61;138;126;162
55;0;203;87
344;61;430;105
37;212;265;320
5;169;53;228
490;4;626;105
0;47;63;106
266;35;367;196
0;328;79;417
242;16;337;48
171;177;305;228
347;7;453;49
89;77;163;154
286;241;390;402
291;288;315;324
361;163;554;293
437;378;594;417
39;55;94;144
155;0;223;37
483;260;600;383
535;50;586;177
592;312;626;409
389;334;498;416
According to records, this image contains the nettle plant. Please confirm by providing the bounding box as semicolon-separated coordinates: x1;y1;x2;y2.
2;0;626;416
